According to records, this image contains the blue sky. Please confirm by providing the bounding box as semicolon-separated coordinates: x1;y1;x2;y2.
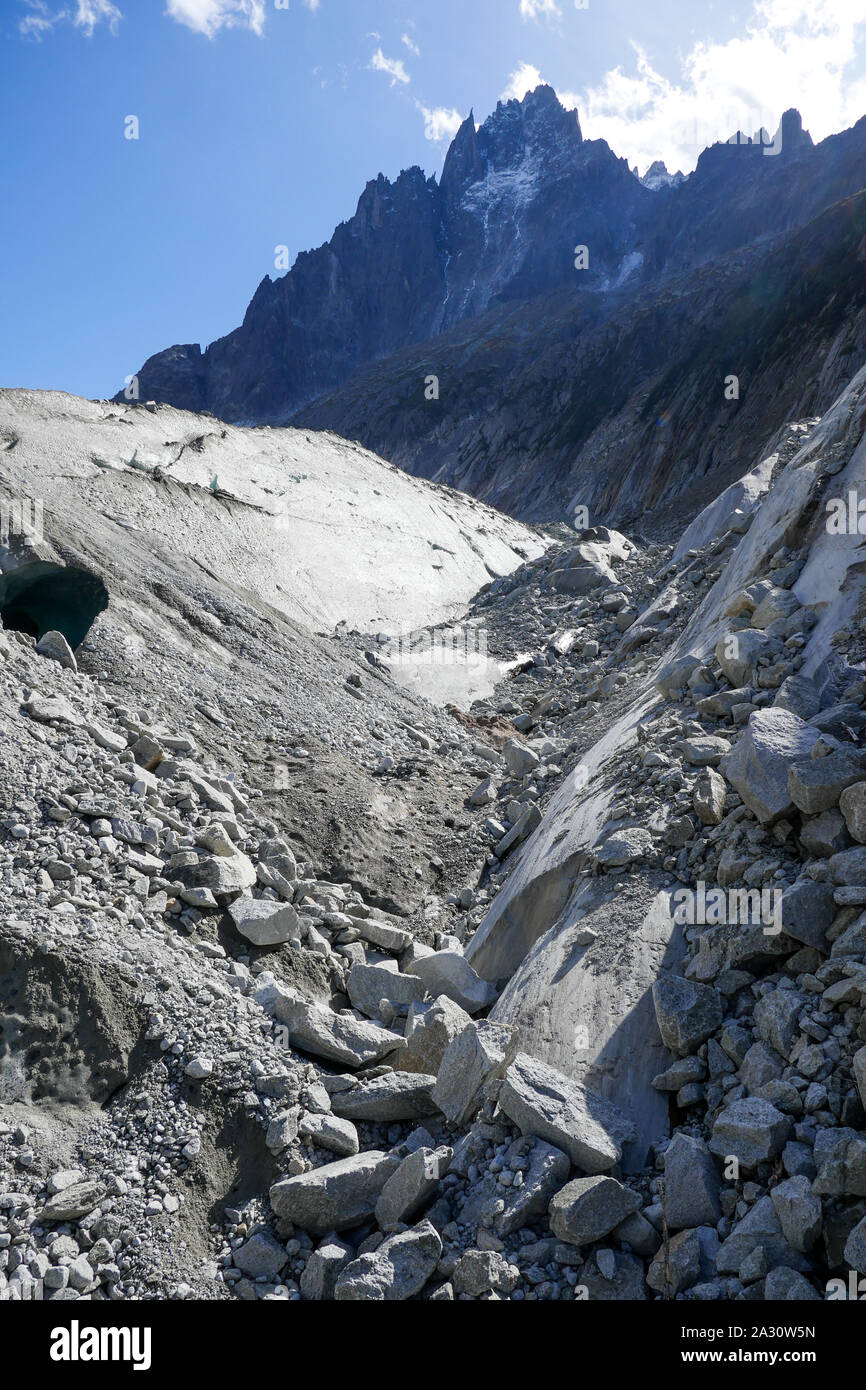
3;0;866;400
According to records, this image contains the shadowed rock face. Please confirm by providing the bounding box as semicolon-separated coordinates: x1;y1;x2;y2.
123;93;866;526
124;86;651;423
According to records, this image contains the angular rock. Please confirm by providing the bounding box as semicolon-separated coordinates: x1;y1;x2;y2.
799;810;849;858
298;1112;359;1157
753;988;806;1058
177;850;257;898
693;768;727;825
770;1175;822;1252
716;1195;807;1275
36;630;78;671
299;1237;353;1300
431;1020;518;1126
715;630;776;687
788;751;862;815
347;962;425;1018
647;1226;719;1295
778;879;836;950
228;895;299;946
39;1181;105;1223
452;1248;518;1297
596;826;654;867
662;1133;721;1230
708;1097;791;1169
270;1151;400;1233
721;710;823;823
330;1072;437;1122
233;1231;287;1279
411;951;497;1015
549;1175;641;1246
399;995;472;1076
840;781;866;843
334;1220;441;1301
652;975;723;1056
844;1213;866;1275
497;1052;635;1173
254;979;404;1068
375;1145;452;1231
764;1267;821;1300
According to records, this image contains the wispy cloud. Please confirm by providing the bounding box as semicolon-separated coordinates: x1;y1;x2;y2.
369;47;410;85
501;62;544;101
519;0;560;19
416;101;463;142
19;0;121;38
164;0;266;38
401;32;420;57
575;0;866;173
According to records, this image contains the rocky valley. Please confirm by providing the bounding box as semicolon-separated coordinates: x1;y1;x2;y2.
3;359;866;1306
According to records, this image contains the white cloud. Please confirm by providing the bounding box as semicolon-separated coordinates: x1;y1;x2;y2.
164;0;265;38
501;62;544;101
19;0;121;37
369;47;410;86
416;102;463;142
401;32;420;57
574;0;866;173
304;0;320;9
519;0;560;18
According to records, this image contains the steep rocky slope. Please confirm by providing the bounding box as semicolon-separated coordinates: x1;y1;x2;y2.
4;368;866;1302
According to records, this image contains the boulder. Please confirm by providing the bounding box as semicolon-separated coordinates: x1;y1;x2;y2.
778;879;836;950
708;1097;791;1169
36;630;78;671
233;1232;286;1279
270;1151;400;1233
769;1175;822;1252
596;827;654;867
799;810;848;858
431;1020;518;1126
789;751;862;815
497;1052;635;1173
346;962;425;1018
299;1237;353;1300
228;895;299;946
375;1145;452;1231
399;995;472;1075
549;1175;641;1246
721;710;823;823
503;739;540;777
715;630;776;687
254;979;404;1068
840;782;866;843
652;975;723;1056
298;1113;359;1157
452;1249;518;1296
330;1072;438;1122
693;769;727;825
662;1133;721;1230
764;1268;821;1300
411;951;497;1015
647;1226;719;1295
334;1221;442;1301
